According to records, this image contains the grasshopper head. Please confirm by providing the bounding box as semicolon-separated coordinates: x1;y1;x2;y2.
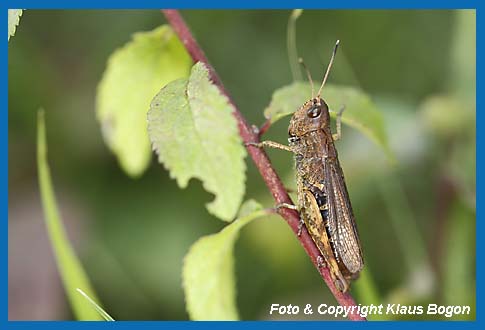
288;97;330;137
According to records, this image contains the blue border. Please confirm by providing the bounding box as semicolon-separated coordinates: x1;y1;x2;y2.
1;320;483;328
1;1;481;9
4;4;9;328
4;1;480;329
1;321;483;328
476;5;481;328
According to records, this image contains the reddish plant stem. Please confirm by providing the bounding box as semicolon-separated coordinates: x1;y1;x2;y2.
162;9;365;321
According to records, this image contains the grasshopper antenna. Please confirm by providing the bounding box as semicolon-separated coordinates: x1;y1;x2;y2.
317;39;340;99
298;57;314;100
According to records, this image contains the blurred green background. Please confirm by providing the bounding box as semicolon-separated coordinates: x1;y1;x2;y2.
8;10;475;320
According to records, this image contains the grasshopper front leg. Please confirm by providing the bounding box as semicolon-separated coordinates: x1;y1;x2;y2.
246;141;294;153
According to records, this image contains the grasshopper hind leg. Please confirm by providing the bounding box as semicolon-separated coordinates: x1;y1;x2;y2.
334;275;350;293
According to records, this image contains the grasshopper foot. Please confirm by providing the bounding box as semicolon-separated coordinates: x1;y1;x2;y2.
245;141;262;148
274;202;298;211
317;255;326;268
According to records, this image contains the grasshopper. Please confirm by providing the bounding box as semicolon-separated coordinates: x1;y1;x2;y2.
250;41;363;292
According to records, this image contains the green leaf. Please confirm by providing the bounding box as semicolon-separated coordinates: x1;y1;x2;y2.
96;25;191;177
287;9;303;81
450;10;475;102
353;268;388;320
237;199;264;218
182;200;266;320
8;9;23;41
37;110;103;321
77;289;115;321
442;200;476;320
264;81;394;162
148;62;247;221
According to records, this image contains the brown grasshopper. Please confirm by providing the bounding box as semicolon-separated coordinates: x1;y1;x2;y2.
250;41;363;292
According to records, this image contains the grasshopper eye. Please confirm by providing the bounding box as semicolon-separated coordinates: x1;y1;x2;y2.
307;106;321;118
